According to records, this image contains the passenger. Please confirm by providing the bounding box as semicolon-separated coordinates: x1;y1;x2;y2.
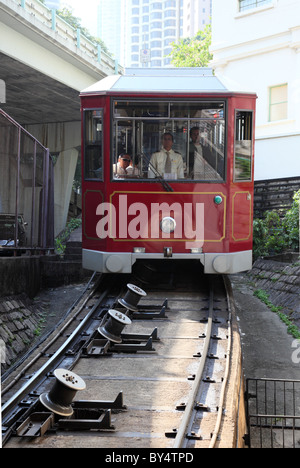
113;154;139;177
148;133;184;179
189;127;221;180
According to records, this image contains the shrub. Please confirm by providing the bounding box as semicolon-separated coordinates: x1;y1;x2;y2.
253;190;299;259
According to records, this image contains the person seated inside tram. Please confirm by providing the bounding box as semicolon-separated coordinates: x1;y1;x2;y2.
189;127;222;180
113;154;139;178
148;132;184;179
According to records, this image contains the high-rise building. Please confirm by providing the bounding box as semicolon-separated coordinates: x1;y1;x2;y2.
124;0;182;68
98;0;123;63
182;0;212;37
97;0;211;68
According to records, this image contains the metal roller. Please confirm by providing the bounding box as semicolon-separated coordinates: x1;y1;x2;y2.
118;283;147;312
39;369;86;417
98;309;132;344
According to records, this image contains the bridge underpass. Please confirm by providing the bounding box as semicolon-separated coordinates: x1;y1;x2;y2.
0;0;122;236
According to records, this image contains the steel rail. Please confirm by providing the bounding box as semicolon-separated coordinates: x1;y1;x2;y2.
1;277;110;421
1;273;98;395
209;275;232;448
172;280;214;448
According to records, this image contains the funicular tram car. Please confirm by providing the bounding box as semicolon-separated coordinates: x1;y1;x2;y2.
80;68;256;275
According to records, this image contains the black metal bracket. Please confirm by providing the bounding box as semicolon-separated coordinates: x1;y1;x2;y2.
82;327;159;356
15;392;126;437
130;299;168;320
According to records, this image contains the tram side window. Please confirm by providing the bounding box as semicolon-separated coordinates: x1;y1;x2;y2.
112;100;226;181
234;111;253;181
84;109;103;180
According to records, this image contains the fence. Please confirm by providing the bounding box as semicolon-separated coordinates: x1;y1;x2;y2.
0;108;54;254
245;378;300;448
5;0;121;75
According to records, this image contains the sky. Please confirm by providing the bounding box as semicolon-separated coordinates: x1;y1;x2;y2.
62;0;99;36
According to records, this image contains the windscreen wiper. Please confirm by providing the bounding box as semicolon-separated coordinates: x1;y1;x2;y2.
141;153;174;193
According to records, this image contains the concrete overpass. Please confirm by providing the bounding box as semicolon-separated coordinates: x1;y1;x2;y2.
0;0;122;235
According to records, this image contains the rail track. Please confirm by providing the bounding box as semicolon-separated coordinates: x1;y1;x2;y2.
1;261;238;449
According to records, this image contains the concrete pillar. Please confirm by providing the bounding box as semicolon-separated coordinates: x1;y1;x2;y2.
54;148;78;236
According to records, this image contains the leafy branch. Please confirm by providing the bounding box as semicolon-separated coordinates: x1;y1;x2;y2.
168;24;213;68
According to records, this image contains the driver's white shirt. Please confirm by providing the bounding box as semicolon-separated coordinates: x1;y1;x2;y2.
148;147;184;179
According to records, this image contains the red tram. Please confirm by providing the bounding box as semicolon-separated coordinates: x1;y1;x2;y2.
80;68;256;275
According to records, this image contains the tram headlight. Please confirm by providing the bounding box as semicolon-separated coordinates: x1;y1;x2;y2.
160;217;176;234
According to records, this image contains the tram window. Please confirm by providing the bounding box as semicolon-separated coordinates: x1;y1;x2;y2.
112;100;226;182
83;109;103;180
114;101;168;118
234;111;253;181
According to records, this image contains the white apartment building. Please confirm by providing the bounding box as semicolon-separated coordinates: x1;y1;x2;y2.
183;0;212;37
124;0;183;68
97;0;211;68
210;0;300;181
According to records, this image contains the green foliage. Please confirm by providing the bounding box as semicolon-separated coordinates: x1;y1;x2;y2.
253;190;300;259
168;24;213;68
282;190;300;250
254;289;300;339
56;7;111;56
54;218;82;256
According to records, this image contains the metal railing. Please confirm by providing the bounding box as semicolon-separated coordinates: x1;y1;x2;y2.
245;378;300;448
0;108;54;254
239;0;273;12
2;0;122;75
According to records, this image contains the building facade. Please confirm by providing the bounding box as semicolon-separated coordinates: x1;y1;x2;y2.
97;0;211;68
210;0;300;181
97;0;123;63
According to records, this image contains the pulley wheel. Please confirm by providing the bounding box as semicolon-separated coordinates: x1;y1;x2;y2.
118;283;147;312
98;309;132;344
40;369;86;417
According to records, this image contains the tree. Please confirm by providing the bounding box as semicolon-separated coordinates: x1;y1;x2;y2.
56;7;111;56
168;24;213;68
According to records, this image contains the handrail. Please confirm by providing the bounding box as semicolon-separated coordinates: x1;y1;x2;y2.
0;0;123;75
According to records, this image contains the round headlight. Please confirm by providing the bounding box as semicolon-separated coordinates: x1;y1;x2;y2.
160;217;176;234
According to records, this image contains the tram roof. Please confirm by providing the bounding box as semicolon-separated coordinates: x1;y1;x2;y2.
81;68;256;95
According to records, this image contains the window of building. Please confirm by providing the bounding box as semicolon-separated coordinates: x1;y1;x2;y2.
84;109;103;181
239;0;273;12
151;2;162;9
269;84;288;122
151;40;162;48
234;110;253;181
111;100;226;182
151;21;162;29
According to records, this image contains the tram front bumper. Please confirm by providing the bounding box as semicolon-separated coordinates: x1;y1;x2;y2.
83;249;253;275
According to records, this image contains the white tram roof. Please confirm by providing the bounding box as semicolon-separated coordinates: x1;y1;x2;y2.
81;68;255;95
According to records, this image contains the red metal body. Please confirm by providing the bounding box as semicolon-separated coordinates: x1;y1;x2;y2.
80;70;256;275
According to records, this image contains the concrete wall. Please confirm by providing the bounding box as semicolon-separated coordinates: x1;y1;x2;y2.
0;256;41;298
211;0;300;181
